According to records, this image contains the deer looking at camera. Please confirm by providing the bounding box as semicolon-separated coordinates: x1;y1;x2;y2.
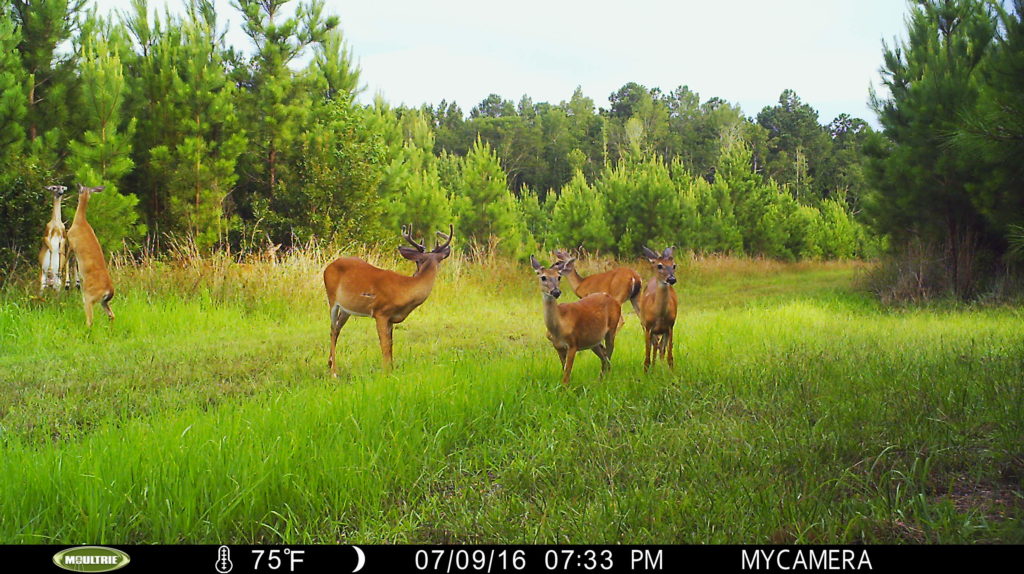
66;184;114;327
323;224;454;375
531;255;621;384
638;246;678;370
38;185;69;294
553;248;642;320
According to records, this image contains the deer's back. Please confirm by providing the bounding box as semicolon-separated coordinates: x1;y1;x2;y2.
577;267;642;303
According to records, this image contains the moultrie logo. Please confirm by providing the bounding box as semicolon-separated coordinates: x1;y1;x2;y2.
52;546;131;573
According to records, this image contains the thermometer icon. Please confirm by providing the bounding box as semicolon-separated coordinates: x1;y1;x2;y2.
215;545;233;573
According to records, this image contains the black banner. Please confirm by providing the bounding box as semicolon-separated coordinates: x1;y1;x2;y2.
1;544;1016;574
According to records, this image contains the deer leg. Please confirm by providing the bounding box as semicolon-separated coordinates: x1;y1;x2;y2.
65;253;75;289
643;328;653;371
328;304;350;377
561;346;577;384
592;345;611;376
666;328;675;369
555;347;567;367
375;315;394;372
101;292;114;322
83;294;94;328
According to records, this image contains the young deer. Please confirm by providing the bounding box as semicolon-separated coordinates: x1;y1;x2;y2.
553;248;642;319
323;224;453;375
38;185;69;294
66;184;114;327
638;246;678;370
531;255;621;384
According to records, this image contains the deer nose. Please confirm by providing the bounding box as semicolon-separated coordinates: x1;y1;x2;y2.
667;276;676;285
551;289;562;298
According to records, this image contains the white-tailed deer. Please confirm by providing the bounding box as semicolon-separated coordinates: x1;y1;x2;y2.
38;185;69;294
531;255;621;384
638;246;678;370
66;184;114;327
553;248;642;319
323;224;454;375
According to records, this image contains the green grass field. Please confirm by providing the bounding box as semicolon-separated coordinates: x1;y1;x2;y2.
0;254;1021;543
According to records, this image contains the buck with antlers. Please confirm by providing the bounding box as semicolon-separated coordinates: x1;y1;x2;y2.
38;185;69;295
553;248;642;320
638;246;678;370
531;255;621;384
323;224;454;375
66;184;115;327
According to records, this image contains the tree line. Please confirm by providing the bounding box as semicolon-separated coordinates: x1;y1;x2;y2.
7;0;1018;291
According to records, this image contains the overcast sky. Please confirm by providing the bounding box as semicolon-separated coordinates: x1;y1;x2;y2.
94;0;912;125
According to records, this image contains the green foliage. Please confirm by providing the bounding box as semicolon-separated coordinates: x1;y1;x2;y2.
66;29;146;253
0;2;25;162
11;0;85;164
450;139;524;254
597;154;679;256
551;170;613;252
0;1;882;264
145;3;245;251
273;95;386;243
866;0;1012;298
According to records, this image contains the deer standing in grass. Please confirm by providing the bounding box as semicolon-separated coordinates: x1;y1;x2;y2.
38;185;69;294
323;225;454;375
638;246;677;370
66;184;114;327
531;255;621;384
553;248;642;321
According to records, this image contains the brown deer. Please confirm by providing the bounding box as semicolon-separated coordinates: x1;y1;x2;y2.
553;248;642;319
66;184;114;327
638;246;678;370
38;185;69;294
531;255;621;384
323;224;454;375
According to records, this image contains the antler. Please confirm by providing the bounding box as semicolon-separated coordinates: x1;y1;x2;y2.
401;224;427;252
434;224;454;251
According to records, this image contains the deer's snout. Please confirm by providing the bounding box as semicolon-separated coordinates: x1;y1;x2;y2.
551;288;562;298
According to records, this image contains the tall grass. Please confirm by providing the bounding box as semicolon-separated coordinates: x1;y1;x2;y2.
0;253;1021;543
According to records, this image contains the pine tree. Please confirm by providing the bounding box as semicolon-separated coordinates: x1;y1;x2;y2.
232;0;338;243
66;23;145;253
450;138;523;253
866;0;997;296
551;170;613;251
11;0;85;163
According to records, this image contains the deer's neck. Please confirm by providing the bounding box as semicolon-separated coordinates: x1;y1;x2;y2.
542;295;564;338
406;260;439;302
73;193;91;226
51;197;64;225
563;268;583;292
653;281;673;315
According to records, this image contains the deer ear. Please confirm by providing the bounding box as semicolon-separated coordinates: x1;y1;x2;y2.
530;255;543;273
398;246;423;261
558;258;575;274
662;246;674;258
641;246;659;260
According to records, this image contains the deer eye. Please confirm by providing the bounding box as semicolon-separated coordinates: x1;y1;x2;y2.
541;276;548;282
657;264;663;269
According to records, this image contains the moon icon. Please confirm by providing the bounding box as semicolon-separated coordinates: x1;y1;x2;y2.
352;546;366;573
